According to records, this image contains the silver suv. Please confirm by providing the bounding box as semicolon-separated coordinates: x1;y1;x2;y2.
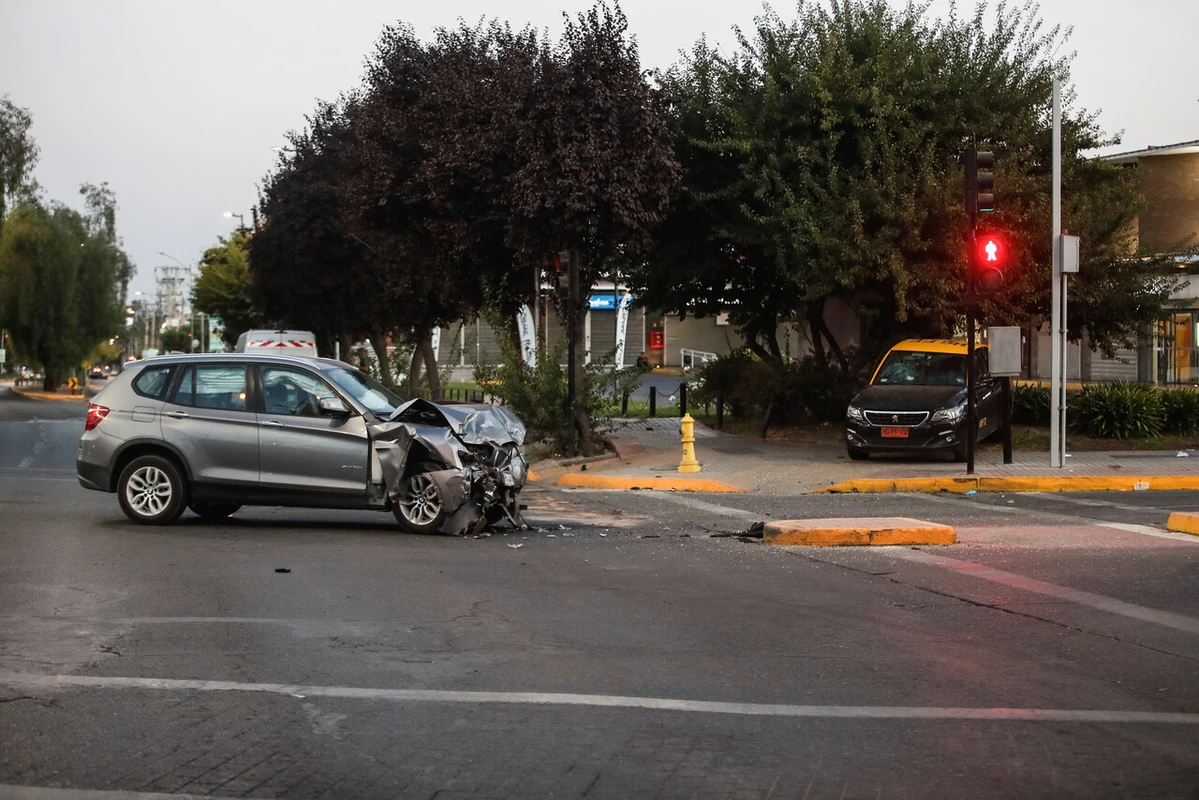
77;353;528;534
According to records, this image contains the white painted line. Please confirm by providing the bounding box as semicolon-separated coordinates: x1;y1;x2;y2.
918;492;1199;544
640;491;761;520
889;549;1199;634
0;785;211;800
0;670;1196;725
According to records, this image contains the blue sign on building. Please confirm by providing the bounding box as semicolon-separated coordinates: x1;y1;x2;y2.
588;293;633;310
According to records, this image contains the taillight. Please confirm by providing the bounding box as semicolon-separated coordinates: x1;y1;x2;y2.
85;404;110;431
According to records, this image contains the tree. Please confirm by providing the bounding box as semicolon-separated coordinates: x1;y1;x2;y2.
503;2;679;452
252;99;380;369
0;202;129;389
636;0;1173;373
0;95;39;226
192;230;262;347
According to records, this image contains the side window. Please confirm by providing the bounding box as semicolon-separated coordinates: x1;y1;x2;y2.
171;365;248;411
133;366;173;399
977;350;991;380
261;367;337;417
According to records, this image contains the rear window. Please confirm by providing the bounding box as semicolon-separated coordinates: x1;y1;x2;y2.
171;365;249;411
132;366;173;399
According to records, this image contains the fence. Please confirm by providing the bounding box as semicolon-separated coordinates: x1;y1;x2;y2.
680;348;719;371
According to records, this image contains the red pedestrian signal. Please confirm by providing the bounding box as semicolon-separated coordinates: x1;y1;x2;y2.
974;233;1008;293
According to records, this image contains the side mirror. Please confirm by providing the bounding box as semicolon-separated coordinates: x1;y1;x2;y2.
319;396;352;417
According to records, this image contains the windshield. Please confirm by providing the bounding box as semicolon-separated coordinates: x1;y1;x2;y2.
873;351;966;387
326;367;404;415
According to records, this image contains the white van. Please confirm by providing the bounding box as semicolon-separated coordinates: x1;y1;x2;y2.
234;330;319;358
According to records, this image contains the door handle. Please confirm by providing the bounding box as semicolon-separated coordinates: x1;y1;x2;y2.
261;420;284;427
166;410;190;419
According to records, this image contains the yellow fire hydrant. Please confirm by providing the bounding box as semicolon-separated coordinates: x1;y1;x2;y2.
678;413;702;473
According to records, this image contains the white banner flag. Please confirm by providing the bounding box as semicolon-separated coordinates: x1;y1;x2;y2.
615;293;633;367
517;305;536;368
431;327;441;362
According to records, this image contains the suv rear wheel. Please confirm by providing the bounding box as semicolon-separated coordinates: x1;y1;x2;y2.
118;455;188;525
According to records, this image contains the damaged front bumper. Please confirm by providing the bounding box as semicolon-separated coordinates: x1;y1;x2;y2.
371;398;528;535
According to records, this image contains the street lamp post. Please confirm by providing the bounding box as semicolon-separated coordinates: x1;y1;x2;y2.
223;211;246;229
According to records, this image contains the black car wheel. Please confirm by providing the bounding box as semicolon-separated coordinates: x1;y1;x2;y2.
190;502;241;520
847;446;870;461
953;445;967;462
118;455;188;525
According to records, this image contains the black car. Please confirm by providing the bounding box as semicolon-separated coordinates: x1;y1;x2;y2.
844;339;1003;462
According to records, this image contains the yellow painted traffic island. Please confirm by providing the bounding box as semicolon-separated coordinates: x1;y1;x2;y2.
1166;513;1199;537
763;517;956;547
557;474;743;493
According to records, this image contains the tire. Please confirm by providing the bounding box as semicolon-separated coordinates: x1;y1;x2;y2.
118;455;188;525
952;445;967;463
847;447;870;461
190;502;241;521
393;471;448;534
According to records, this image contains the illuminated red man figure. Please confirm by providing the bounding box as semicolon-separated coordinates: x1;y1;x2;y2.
984;239;998;261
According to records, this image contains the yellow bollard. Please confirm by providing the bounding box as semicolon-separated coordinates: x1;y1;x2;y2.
678;413;702;473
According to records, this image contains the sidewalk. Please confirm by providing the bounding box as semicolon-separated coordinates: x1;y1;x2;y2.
6;380;92;401
541;417;1199;495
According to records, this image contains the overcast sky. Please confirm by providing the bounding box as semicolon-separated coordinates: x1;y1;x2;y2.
2;0;1196;300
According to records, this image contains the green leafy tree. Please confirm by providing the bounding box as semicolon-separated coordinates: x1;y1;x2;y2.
637;0;1173;374
0;195;132;390
192;230;262;347
0;95;40;226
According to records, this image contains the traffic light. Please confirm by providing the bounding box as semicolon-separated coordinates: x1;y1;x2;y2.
965;149;995;215
553;250;571;292
974;232;1008;293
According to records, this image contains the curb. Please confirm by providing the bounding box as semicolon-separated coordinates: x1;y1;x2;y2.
814;476;1199;494
1166;513;1199;536
557;474;744;493
763;517;956;546
10;384;87;402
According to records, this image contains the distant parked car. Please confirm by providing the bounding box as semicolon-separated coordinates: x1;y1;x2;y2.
844;339;1004;462
88;367;107;380
76;353;528;533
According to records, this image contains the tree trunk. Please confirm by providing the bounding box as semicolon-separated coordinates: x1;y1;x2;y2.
369;329;395;389
408;346;422;398
420;334;441;400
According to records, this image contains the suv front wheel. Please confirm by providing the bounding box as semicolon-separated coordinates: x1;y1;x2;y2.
118;455;189;525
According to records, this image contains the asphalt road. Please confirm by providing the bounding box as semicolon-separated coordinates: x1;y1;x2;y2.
1;386;1197;799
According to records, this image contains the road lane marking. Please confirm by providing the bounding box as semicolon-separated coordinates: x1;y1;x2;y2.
0;670;1196;724
918;492;1199;543
887;549;1199;634
638;491;762;520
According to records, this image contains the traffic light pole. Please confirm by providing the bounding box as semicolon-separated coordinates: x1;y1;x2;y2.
965;231;977;476
964;148;978;476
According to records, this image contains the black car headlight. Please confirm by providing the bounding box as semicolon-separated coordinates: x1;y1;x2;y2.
846;404;864;421
931;404;965;423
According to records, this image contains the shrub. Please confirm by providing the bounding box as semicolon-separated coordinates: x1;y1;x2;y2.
690;347;873;424
690;349;775;420
1071;381;1163;439
1012;383;1050;425
1160;388;1199;435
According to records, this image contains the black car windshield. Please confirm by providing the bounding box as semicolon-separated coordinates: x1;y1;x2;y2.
326;367;404;415
873;351;966;387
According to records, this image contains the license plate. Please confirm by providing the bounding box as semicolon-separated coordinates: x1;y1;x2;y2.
881;427;909;438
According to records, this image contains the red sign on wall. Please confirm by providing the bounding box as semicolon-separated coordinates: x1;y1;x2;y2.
648;330;665;349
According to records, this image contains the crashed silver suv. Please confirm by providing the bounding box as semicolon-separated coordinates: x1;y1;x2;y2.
76;353;528;535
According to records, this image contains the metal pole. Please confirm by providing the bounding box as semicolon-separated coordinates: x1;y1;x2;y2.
1050;77;1063;468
